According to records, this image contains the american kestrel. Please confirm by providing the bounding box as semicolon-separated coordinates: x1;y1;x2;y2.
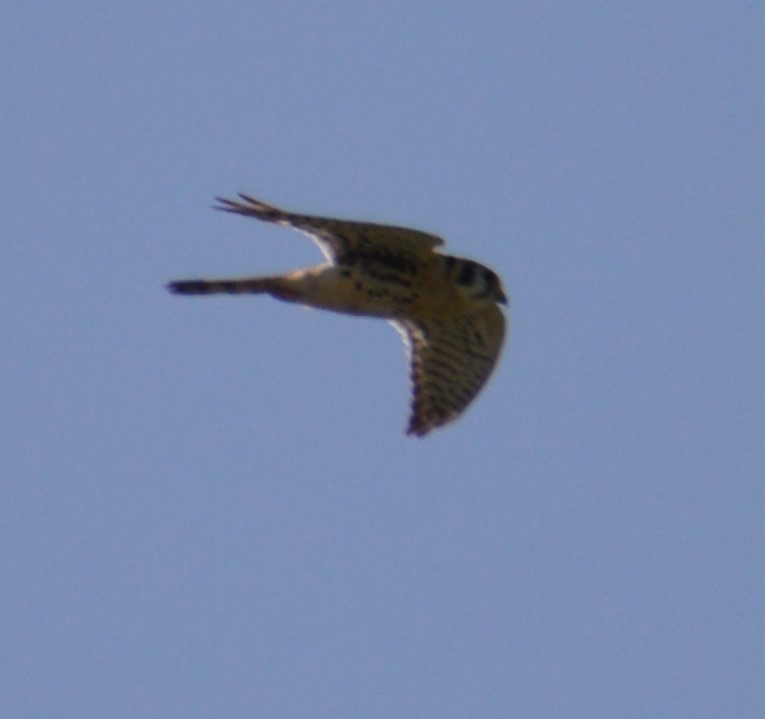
168;194;508;436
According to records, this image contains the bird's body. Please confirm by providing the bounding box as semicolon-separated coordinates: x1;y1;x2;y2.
168;194;509;436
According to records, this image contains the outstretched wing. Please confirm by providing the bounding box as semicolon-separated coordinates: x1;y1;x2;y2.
393;305;506;436
215;193;444;265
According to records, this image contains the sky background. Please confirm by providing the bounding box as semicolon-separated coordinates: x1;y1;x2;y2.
3;2;764;717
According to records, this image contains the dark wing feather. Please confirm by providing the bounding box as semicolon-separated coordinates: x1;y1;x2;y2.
215;193;444;265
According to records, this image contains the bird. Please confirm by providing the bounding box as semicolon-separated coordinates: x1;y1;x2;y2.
167;194;509;436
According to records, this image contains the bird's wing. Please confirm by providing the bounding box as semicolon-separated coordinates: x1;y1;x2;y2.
393;304;506;436
215;194;444;265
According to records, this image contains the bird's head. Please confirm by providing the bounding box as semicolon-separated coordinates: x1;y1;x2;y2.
455;259;508;306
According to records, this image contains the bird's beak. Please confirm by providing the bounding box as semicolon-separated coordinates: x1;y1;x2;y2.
498;289;509;305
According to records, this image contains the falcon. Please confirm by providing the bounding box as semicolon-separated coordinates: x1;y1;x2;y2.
167;194;509;436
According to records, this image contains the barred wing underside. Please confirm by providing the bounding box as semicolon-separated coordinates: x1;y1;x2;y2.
393;305;506;436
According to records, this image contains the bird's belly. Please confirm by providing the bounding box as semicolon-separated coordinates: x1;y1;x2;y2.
288;266;457;320
325;278;418;318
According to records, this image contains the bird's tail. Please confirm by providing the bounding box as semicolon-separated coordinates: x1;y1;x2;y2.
166;277;280;296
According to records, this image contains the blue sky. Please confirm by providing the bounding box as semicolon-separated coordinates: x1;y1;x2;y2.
3;2;764;717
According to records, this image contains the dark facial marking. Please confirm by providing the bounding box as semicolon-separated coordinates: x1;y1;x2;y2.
457;261;476;286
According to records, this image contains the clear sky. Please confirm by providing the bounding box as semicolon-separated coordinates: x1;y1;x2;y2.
3;2;764;717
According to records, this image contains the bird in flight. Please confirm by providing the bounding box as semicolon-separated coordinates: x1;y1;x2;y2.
167;194;509;436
